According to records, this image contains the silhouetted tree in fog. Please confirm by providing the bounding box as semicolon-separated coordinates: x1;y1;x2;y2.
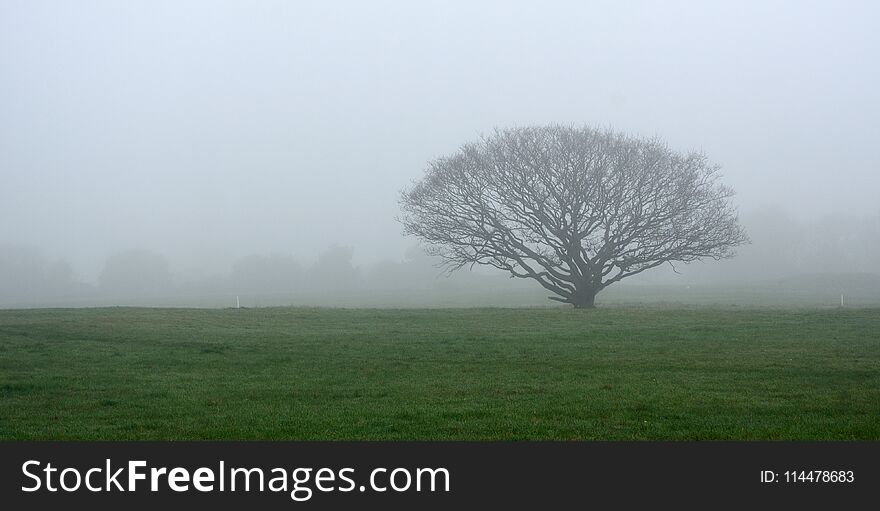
400;125;748;308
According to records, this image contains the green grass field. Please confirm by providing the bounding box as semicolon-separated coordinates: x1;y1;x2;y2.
1;307;878;440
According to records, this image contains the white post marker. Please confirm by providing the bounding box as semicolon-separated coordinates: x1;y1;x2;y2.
236;295;241;309
840;293;844;307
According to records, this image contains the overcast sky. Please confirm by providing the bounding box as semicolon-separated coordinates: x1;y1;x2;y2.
2;0;878;282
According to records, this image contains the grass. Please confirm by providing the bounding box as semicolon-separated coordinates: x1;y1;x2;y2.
0;306;878;440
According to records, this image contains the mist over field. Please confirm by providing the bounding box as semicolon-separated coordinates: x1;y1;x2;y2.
2;0;879;308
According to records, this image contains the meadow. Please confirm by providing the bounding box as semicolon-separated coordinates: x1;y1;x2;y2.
0;306;877;440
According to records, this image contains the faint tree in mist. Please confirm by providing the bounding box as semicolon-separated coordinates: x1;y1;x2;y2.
308;245;361;290
231;254;304;293
366;245;444;290
400;125;748;308
99;249;172;297
0;244;82;304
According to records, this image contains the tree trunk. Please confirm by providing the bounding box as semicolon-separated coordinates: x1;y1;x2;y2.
570;288;597;309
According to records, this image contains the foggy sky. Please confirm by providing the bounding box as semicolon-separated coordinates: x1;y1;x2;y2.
2;0;878;284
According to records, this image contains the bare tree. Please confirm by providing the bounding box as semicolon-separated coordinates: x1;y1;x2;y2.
399;125;748;308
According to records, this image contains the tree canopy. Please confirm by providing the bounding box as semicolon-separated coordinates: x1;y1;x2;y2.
400;125;748;308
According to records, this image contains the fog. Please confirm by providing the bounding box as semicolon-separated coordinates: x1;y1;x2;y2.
2;1;879;307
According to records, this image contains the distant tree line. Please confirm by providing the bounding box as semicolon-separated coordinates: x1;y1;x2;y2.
649;209;880;283
1;210;878;306
0;244;86;304
0;244;450;306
